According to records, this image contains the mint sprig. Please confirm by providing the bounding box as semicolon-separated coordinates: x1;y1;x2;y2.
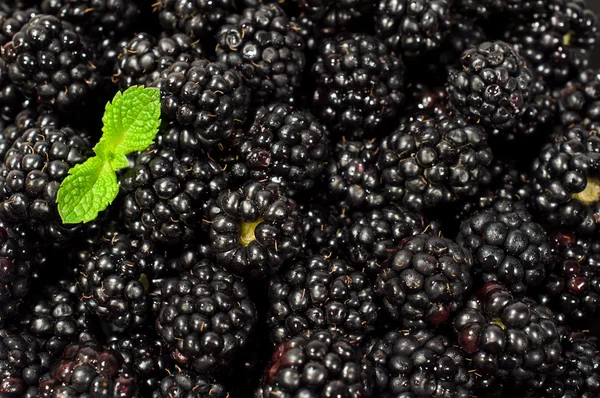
57;86;161;224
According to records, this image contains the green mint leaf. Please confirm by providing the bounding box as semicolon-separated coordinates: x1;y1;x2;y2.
94;86;161;162
57;156;119;224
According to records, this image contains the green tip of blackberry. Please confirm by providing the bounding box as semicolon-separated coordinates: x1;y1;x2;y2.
572;178;600;205
240;218;262;247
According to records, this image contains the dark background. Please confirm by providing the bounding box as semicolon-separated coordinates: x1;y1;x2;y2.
592;2;600;67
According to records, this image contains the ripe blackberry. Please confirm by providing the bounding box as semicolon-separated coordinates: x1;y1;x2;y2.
255;330;374;397
366;328;474;397
148;59;250;148
209;180;303;279
374;234;473;328
0;5;38;46
37;340;138;398
0;119;92;242
78;232;163;329
229;103;331;195
512;78;557;138
454;283;562;381
555;68;600;128
154;260;257;374
456;198;550;295
376;114;493;211
505;0;598;85
446;41;535;133
17;284;99;358
340;205;441;278
119;145;228;245
108;330;172;395
297;0;375;36
300;202;350;256
40;0;140;40
0;15;99;112
374;0;450;58
0;329;53;397
0;59;29;123
151;370;228;397
216;4;306;104
312;33;406;138
156;0;238;39
115;32;205;91
531;124;600;235
540;231;600;327
326;138;384;209
267;255;379;344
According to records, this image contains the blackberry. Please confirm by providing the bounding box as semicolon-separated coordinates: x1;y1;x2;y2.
228;103;331;194
366;328;474;397
37;340;138;398
513;78;557;138
216;4;306;104
540;231;600;327
376;114;493;211
107;330;172;395
0;108;60;163
115;32;205;91
0;119;92;242
0;5;38;46
531;124;600;235
154;260;257;374
151;370;228;397
326;138;384;209
156;0;238;39
0;329;53;397
446;40;535;133
17;284;99;358
374;233;473;328
149;59;250;148
312;33;406;138
297;0;375;36
555;68;600;128
454;282;562;381
374;0;450;58
267;255;379;344
209;180;303;279
0;59;28;123
119;145;228;245
0;15;99;111
78;232;163;329
340;205;441;277
505;0;598;85
255;330;374;397
300;202;350;256
456;198;550;295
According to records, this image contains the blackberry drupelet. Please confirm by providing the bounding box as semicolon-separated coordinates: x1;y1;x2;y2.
209;180;303;279
267;255;379;344
78;232;162;329
540;231;600;327
531;124;600;234
216;4;306;104
446;41;535;133
374;233;473;328
154;260;257;374
255;330;374;397
151;370;228;398
0;120;92;242
340;205;441;278
115;32;205;91
108;330;173;395
374;0;450;58
505;0;598;85
37;340;138;398
366;328;474;397
454;282;562;381
119;145;228;245
230;103;331;194
555;68;600;128
0;329;53;397
149;59;250;148
0;15;99;111
312;33;406;138
0;5;38;46
456;198;550;295
326;138;384;209
157;0;239;39
376;114;493;211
